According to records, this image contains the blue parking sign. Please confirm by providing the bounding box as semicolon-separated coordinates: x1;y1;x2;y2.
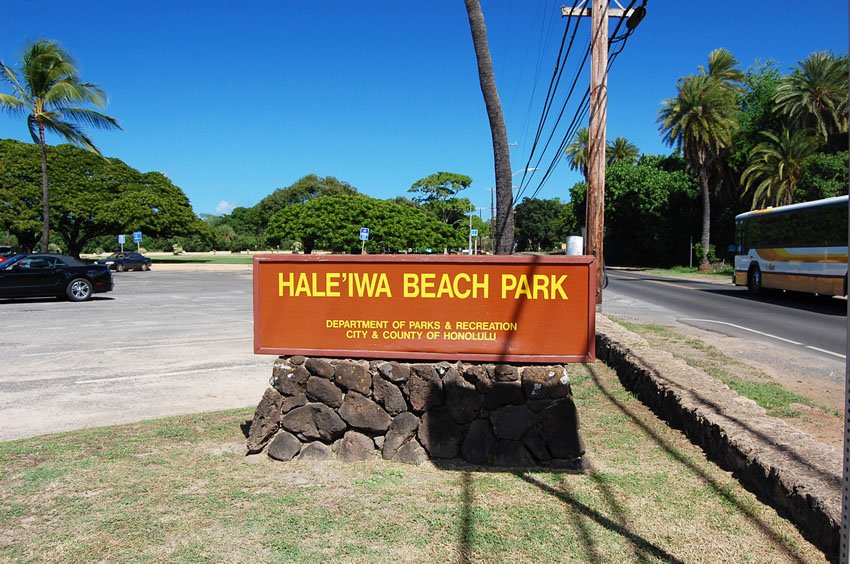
118;234;125;245
359;227;370;241
132;231;143;243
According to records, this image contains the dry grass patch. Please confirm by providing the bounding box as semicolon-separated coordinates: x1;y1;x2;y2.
610;317;841;446
0;362;827;562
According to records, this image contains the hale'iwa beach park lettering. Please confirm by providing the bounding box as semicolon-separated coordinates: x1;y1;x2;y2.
277;271;569;300
253;255;595;363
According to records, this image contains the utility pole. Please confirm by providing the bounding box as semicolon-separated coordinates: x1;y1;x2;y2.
562;0;638;304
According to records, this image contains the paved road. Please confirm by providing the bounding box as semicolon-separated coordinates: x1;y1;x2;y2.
602;269;847;361
0;270;270;441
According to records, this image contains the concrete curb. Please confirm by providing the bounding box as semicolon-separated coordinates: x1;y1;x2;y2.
595;315;841;559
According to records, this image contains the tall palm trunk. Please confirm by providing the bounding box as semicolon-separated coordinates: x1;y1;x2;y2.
697;150;711;271
464;0;513;254
38;125;50;253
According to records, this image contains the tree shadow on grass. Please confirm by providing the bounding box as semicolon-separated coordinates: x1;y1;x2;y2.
584;364;813;564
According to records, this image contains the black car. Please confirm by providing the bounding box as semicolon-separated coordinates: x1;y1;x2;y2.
97;251;152;272
0;254;114;301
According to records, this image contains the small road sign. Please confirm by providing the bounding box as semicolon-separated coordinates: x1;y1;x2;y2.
359;227;370;241
471;229;479;237
118;234;125;245
132;231;143;244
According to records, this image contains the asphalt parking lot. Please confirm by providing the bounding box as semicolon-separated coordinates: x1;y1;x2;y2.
0;269;270;441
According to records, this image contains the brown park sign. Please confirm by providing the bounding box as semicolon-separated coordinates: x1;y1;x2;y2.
253;254;596;363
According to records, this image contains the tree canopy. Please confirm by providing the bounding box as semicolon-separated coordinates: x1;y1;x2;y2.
0;139;199;256
265;193;463;254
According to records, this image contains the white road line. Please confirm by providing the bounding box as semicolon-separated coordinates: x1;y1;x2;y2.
678;318;803;345
22;337;253;356
679;317;845;359
75;362;269;384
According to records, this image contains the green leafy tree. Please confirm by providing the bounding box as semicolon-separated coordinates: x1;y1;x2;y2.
514;198;568;252
741;128;818;208
255;174;357;226
0;139;199;257
408;172;474;229
265;194;461;254
0;138;42;250
796;150;849;201
606;136;639;165
774;51;849;145
570;155;700;266
0;39;121;251
658;50;742;269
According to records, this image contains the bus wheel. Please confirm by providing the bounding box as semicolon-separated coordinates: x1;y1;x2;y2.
747;266;762;295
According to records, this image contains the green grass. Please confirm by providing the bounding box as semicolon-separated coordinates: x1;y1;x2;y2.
0;366;828;563
149;254;255;265
642;264;734;279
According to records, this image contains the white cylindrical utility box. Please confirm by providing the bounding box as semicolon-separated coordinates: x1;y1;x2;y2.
566;236;584;256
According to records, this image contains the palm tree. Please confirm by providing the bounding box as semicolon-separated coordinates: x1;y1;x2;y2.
565;127;590;178
774;51;849;143
658;73;739;270
0;39;121;251
699;48;746;93
464;0;513;254
741;128;817;208
606;136;639;165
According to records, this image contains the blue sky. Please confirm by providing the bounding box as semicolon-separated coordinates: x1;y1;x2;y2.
0;1;846;218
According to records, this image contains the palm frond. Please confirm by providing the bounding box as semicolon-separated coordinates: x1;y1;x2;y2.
0;93;26;115
61;107;122;131
40;114;100;154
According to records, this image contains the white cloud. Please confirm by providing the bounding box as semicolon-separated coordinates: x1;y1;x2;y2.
215;200;236;215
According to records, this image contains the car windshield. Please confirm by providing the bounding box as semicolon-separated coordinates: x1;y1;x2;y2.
0;255;27;269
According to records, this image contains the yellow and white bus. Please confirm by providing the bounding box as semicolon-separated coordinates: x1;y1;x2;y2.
733;195;848;296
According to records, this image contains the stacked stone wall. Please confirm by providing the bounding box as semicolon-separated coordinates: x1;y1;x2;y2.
247;356;584;466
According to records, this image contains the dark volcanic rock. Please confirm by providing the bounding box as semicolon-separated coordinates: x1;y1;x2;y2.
281;405;319;440
339;392;392;432
382;412;420;460
522;366;571;401
306;376;344;408
394;439;428;465
267;431;301;461
464;365;493;394
373;375;407;416
246;388;284;453
305;358;335;379
406;365;444;413
484;381;525;410
289;355;306;366
273;363;310;396
378;361;410;383
281;394;307;413
493;365;519;382
418;410;463;458
298;442;332;461
541;398;585;459
312;403;347;441
335;361;372;395
337;431;375;461
490;405;536;441
445;368;481;424
461;419;497;465
492;440;536;468
522;427;551;461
